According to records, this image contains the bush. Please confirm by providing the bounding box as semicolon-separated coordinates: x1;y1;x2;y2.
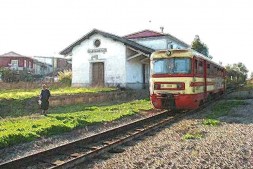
57;70;72;86
19;70;34;82
0;68;19;82
0;68;35;82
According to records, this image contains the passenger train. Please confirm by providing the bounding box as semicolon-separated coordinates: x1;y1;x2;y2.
150;49;226;110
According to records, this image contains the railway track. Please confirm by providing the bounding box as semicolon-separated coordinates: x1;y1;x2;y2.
0;110;170;169
0;93;228;169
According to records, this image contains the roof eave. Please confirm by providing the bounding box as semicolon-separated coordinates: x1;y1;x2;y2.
59;29;154;56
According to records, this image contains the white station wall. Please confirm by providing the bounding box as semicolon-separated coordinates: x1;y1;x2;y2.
71;34;127;87
125;60;143;89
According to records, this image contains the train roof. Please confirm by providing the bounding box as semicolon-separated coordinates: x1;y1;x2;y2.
151;49;224;69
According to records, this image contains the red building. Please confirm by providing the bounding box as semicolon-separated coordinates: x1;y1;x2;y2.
0;51;34;72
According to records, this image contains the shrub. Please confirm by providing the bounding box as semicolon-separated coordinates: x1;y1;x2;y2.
0;68;19;82
57;70;72;86
19;70;34;82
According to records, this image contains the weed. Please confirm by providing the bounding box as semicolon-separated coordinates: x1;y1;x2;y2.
202;100;246;127
207;100;246;119
183;133;203;140
202;119;220;126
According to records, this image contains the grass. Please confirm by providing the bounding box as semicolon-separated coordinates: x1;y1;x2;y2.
237;83;253;91
0;87;116;100
202;119;220;126
182;132;203;140
182;100;246;140
0;87;118;118
203;100;246;126
0;99;152;148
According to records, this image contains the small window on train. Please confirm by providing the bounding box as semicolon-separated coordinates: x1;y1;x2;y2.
195;60;198;74
198;61;203;74
207;64;211;75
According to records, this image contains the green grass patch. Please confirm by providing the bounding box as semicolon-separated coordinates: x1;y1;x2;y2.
202;100;246;126
238;83;253;91
202;118;220;126
0;87;117;118
0;99;152;148
0;87;116;100
207;100;246;119
182;132;203;140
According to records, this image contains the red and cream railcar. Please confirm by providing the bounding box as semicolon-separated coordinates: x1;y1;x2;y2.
150;49;226;110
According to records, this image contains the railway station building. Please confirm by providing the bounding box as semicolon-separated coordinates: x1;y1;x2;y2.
60;29;189;89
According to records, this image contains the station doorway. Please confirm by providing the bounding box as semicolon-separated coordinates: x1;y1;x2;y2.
92;62;104;86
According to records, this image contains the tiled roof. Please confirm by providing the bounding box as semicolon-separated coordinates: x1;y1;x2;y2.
0;51;34;60
124;30;164;39
0;51;24;57
124;30;190;48
59;29;155;56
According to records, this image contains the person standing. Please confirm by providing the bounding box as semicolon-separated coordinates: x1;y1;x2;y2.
40;84;51;114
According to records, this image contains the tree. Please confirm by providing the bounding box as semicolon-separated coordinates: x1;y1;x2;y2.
191;35;209;57
250;72;253;79
225;62;248;85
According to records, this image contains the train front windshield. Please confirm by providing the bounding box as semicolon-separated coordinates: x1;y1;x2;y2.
152;58;191;74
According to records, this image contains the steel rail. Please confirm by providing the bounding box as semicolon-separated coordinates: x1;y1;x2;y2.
0;110;168;169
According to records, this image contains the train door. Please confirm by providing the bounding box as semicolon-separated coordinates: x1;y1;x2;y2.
203;60;207;97
92;62;104;86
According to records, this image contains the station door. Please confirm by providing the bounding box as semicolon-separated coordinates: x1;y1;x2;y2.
92;62;104;86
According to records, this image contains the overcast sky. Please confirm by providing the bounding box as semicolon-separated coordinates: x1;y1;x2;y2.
0;0;252;75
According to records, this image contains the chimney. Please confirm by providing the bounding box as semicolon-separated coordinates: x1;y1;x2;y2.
160;26;164;33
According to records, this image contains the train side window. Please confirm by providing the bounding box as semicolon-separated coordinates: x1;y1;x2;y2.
194;60;204;75
198;61;203;74
219;68;223;76
207;63;210;75
211;65;214;75
194;60;198;74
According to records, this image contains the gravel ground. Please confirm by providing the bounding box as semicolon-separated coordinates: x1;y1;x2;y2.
80;99;253;169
